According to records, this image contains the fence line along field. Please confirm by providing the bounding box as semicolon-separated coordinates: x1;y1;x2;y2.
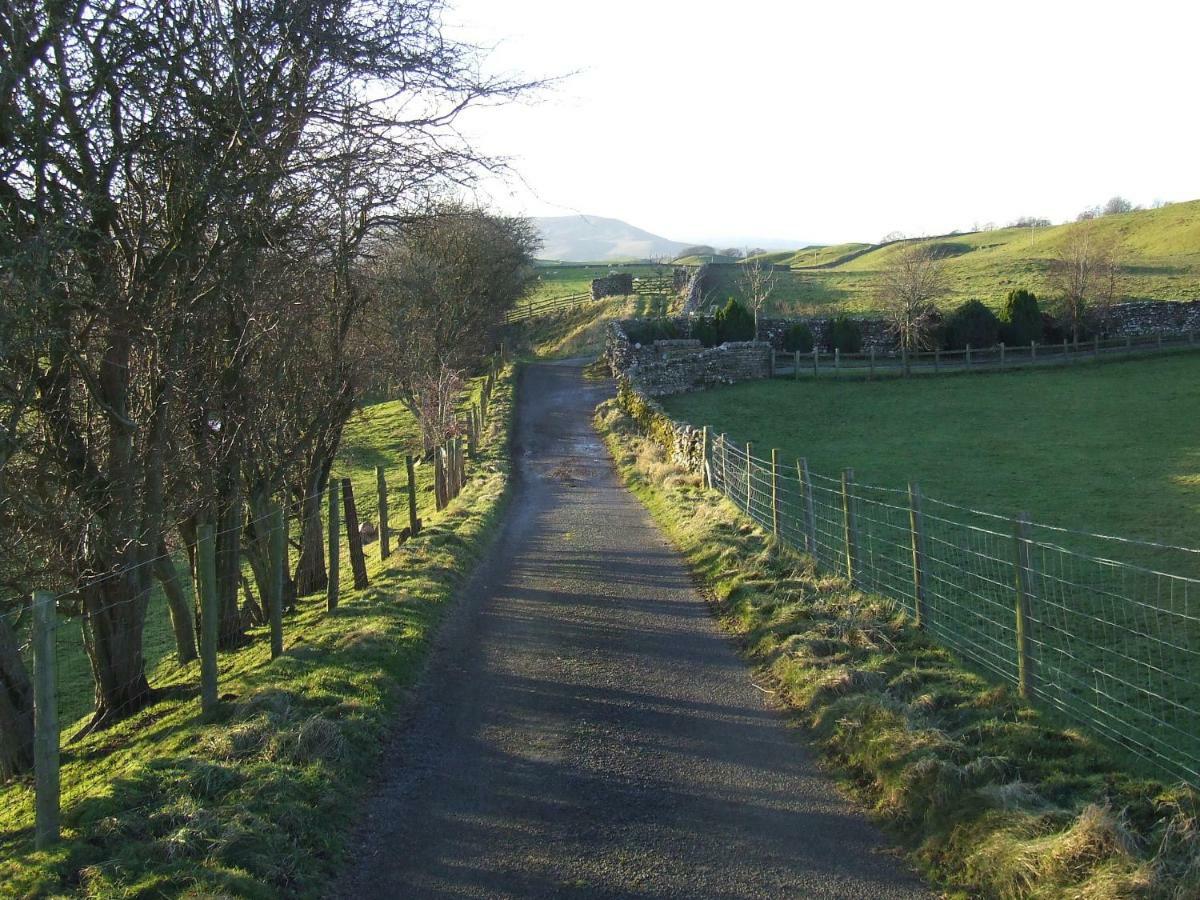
661;352;1200;785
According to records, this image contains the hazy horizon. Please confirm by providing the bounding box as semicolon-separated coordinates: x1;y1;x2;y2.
446;0;1200;245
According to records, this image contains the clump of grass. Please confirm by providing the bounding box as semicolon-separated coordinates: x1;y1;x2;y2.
597;397;1200;898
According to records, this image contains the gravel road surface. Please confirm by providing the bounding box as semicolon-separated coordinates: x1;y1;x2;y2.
335;361;930;899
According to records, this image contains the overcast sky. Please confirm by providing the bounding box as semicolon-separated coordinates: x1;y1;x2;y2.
446;0;1200;247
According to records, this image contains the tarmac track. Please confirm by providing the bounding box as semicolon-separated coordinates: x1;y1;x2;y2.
335;361;930;899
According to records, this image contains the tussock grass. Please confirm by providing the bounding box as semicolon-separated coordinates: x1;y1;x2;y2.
596;399;1200;898
0;368;516;898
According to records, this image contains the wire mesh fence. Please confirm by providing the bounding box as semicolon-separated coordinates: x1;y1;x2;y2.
705;432;1200;788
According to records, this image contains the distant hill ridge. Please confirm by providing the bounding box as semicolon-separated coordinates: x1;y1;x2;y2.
534;215;687;262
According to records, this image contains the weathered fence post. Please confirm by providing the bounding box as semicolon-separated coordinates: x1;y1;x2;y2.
467;410;478;458
32;590;59;849
1093;334;1100;357
745;442;753;515
434;447;445;511
342;477;369;590
268;501;284;659
1012;513;1035;700
794;350;800;381
700;426;710;488
376;466;391;560
1031;339;1037;362
1000;341;1006;368
869;347;876;380
1125;334;1132;351
966;344;972;368
720;433;728;492
934;346;940;372
812;346;819;376
198;522;219;714
841;468;860;587
770;448;780;535
835;348;840;370
901;344;908;377
406;455;420;537
908;483;928;628
798;458;817;556
327;480;340;611
1063;337;1069;362
1157;332;1163;351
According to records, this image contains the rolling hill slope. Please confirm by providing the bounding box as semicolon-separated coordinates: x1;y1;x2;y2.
716;201;1200;315
534;215;687;262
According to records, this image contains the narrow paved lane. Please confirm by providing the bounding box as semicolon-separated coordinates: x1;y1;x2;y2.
336;362;929;899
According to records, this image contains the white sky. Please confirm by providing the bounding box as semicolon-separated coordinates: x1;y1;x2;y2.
446;0;1200;246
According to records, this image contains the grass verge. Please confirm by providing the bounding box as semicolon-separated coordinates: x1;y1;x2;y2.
0;366;516;898
595;397;1200;899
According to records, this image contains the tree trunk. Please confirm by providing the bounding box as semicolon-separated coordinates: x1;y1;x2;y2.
216;461;246;650
0;614;34;780
153;543;197;664
294;479;328;597
78;573;153;736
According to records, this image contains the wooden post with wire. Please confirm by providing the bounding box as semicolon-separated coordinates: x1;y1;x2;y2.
841;468;860;587
770;448;780;535
342;477;369;590
376;466;390;560
700;426;710;488
798;458;817;556
406;454;420;537
908;482;928;628
327;480;340;611
745;442;753;515
32;590;59;849
1012;513;1036;700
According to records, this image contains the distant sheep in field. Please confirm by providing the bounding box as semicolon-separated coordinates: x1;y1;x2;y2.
359;521;378;543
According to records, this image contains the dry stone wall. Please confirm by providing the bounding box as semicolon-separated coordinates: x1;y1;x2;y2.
606;322;771;397
591;273;634;300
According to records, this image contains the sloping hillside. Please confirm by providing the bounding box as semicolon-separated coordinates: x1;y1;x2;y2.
718;201;1200;315
534;215;686;261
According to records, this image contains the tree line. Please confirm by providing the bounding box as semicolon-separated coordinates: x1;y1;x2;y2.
0;0;540;778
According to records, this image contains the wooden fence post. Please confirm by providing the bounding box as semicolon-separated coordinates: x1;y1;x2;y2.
869;347;876;380
841;468;860;587
835;348;840;370
794;350;800;380
198;522;219;714
745;442;753;515
934;346;940;372
812;346;819;376
376;466;390;560
1093;334;1100;356
720;433;728;491
798;458;817;555
32;590;59;849
908;483;928;628
1012;513;1035;700
468;409;478;458
700;426;710;488
268;502;284;659
406;455;420;537
327;480;340;611
1031;339;1037;362
434;448;445;511
770;448;780;535
341;477;369;590
966;344;972;368
901;344;908;377
1063;337;1069;362
1000;342;1006;368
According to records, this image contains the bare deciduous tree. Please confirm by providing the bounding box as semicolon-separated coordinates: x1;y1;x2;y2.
876;244;947;374
1046;229;1124;342
739;261;778;340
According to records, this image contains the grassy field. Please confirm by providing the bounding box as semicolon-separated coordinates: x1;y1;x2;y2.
596;398;1200;898
659;353;1200;787
515;292;677;361
699;200;1200;316
661;353;1200;565
0;369;515;897
528;262;672;302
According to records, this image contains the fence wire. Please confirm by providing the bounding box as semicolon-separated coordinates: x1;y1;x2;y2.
706;433;1200;787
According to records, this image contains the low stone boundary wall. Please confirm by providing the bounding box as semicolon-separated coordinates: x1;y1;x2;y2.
606;322;771;397
615;379;705;474
591;273;634;300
